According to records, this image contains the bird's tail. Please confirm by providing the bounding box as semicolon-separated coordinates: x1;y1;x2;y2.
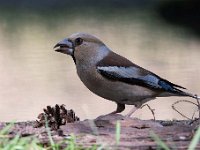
191;94;200;100
156;78;199;100
169;84;200;100
175;89;200;100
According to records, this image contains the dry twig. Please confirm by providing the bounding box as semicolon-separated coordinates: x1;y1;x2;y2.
141;104;155;120
172;100;199;120
194;94;200;124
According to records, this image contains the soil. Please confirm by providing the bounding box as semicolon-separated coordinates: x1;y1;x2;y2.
0;114;199;150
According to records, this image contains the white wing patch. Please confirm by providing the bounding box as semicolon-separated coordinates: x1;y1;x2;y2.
97;66;160;87
97;66;141;78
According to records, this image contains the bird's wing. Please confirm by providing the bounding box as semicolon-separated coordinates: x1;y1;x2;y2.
96;52;186;94
97;66;186;93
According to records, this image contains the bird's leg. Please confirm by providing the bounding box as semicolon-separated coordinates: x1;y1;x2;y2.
109;103;125;114
125;105;139;118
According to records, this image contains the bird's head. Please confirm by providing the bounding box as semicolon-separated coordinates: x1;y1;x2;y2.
54;33;109;64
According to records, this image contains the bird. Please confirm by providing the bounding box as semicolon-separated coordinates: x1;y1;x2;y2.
54;32;199;117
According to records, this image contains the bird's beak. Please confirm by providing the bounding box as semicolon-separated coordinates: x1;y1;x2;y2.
54;38;73;55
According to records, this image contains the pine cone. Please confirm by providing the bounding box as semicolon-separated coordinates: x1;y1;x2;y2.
34;104;80;130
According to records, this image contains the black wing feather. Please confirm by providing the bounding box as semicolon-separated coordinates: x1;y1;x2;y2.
97;66;187;95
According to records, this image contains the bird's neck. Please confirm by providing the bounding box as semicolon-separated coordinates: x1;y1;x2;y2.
76;45;110;68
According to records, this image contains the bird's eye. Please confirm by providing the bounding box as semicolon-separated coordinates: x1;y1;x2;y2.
75;37;83;46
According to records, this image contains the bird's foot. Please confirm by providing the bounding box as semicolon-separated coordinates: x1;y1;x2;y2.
96;113;124;121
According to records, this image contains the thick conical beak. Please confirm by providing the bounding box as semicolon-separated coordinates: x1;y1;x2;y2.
54;38;73;55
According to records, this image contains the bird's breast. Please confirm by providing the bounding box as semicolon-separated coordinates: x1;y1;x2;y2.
76;65;104;91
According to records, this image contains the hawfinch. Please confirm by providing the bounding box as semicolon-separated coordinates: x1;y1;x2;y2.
54;33;199;117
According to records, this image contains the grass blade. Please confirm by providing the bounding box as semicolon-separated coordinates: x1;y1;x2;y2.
150;131;170;150
115;121;121;145
188;126;200;150
44;115;56;150
0;122;14;135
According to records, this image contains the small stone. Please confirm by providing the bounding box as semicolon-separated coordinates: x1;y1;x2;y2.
179;136;186;140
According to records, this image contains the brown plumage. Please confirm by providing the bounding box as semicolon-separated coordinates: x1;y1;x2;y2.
54;32;199;117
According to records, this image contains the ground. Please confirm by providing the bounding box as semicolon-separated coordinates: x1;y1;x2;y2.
0;114;199;149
